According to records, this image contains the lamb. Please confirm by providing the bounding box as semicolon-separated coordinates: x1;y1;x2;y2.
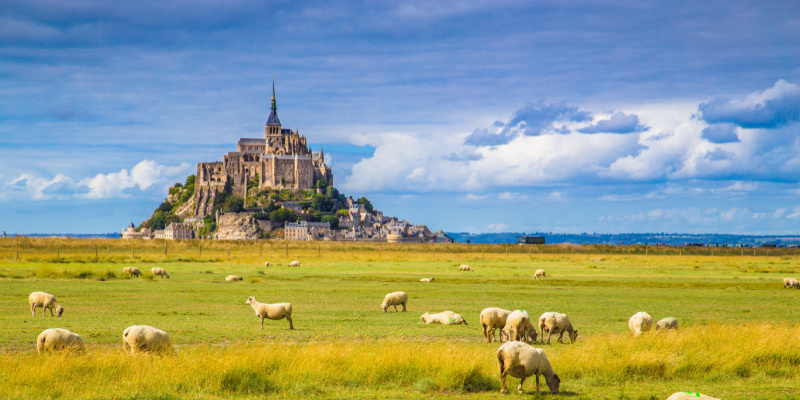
666;392;721;400
628;312;653;336
264;261;270;267
151;267;169;279
381;291;408;312
420;277;434;282
497;341;560;394
783;277;798;288
122;325;173;354
226;275;243;281
538;312;578;344
28;292;63;317
122;267;142;277
37;328;83;354
534;269;546;279
480;307;512;343
501;310;535;343
420;311;467;325
289;261;300;267
458;264;473;271
656;317;679;331
246;296;294;330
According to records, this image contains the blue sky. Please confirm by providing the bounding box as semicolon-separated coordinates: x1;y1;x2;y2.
1;1;800;234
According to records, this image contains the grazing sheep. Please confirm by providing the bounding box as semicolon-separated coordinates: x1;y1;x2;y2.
289;261;300;267
497;341;560;394
28;292;63;317
151;267;169;279
666;392;721;400
122;267;142;277
502;310;535;343
246;296;294;330
420;311;468;325
37;328;83;354
628;312;653;336
122;325;173;354
420;277;434;282
783;277;798;288
480;307;512;343
264;261;270;267
534;269;546;280
226;275;243;281
381;291;408;313
538;312;578;344
656;317;679;331
458;264;473;271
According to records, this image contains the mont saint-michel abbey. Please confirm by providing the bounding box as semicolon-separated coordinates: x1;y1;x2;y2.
193;84;333;217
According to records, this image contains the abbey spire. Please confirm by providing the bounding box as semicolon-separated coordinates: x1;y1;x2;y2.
266;78;282;136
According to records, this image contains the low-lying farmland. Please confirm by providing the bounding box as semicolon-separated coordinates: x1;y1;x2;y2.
0;238;798;399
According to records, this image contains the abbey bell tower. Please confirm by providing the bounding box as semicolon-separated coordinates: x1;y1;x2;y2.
265;80;282;139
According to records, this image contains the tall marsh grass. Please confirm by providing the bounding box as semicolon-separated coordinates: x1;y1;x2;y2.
1;323;798;399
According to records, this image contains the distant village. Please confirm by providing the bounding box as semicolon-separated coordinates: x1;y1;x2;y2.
122;85;438;243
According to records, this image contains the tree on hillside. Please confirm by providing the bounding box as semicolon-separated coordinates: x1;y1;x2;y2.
321;215;339;229
312;193;333;212
315;178;328;190
357;196;373;213
270;208;299;224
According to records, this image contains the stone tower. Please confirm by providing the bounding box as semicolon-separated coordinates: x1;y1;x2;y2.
265;79;282;139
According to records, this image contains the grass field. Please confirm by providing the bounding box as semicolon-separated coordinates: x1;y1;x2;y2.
1;238;799;399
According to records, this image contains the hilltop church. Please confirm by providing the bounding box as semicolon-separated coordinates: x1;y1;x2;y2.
194;83;333;217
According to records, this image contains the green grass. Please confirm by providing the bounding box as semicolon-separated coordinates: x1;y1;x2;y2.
0;238;799;399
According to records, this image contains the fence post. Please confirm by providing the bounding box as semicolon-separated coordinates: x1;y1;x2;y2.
15;243;18;260
57;245;59;258
286;243;288;256
199;245;202;258
95;244;98;259
164;243;167;256
131;244;134;257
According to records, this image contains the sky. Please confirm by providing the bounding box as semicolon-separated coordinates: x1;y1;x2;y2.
1;0;800;234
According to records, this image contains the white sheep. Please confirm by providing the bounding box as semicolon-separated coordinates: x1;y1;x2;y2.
629;312;653;336
226;275;243;281
264;261;270;267
122;325;173;354
534;269;546;280
289;260;301;267
458;264;473;271
37;328;83;354
666;392;721;400
28;292;63;317
381;291;408;313
497;341;561;394
420;311;467;325
783;277;798;288
538;312;578;344
502;310;536;343
656;317;679;331
151;267;170;279
480;307;512;343
246;296;294;330
420;277;434;282
122;267;142;277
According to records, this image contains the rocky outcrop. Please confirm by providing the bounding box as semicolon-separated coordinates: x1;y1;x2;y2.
215;213;261;240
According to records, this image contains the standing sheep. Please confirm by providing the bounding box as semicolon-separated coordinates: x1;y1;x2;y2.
783;277;798;288
420;277;434;282
458;264;473;271
480;307;512;343
628;312;653;336
381;291;408;312
420;311;468;325
246;296;294;330
538;312;578;344
502;310;535;343
37;328;83;354
122;325;173;354
151;267;170;279
289;261;301;267
497;341;560;394
28;292;64;317
534;269;547;280
122;267;142;277
264;261;270;267
226;275;243;281
656;317;679;331
666;393;721;400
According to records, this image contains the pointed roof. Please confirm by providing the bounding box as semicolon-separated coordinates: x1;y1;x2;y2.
266;79;281;126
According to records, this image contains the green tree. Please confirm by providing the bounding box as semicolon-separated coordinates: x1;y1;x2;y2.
227;196;244;213
151;211;167;230
315;178;328;190
312;193;333;212
157;201;173;213
336;209;349;218
321;215;339;229
357;196;373;213
270;209;299;224
185;175;196;187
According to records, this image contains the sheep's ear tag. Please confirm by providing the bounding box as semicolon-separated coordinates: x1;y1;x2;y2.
522;310;526;314
449;318;455;322
685;394;700;398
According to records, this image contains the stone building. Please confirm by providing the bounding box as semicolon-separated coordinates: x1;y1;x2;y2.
285;221;331;241
193;82;333;217
164;222;193;240
122;222;152;239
